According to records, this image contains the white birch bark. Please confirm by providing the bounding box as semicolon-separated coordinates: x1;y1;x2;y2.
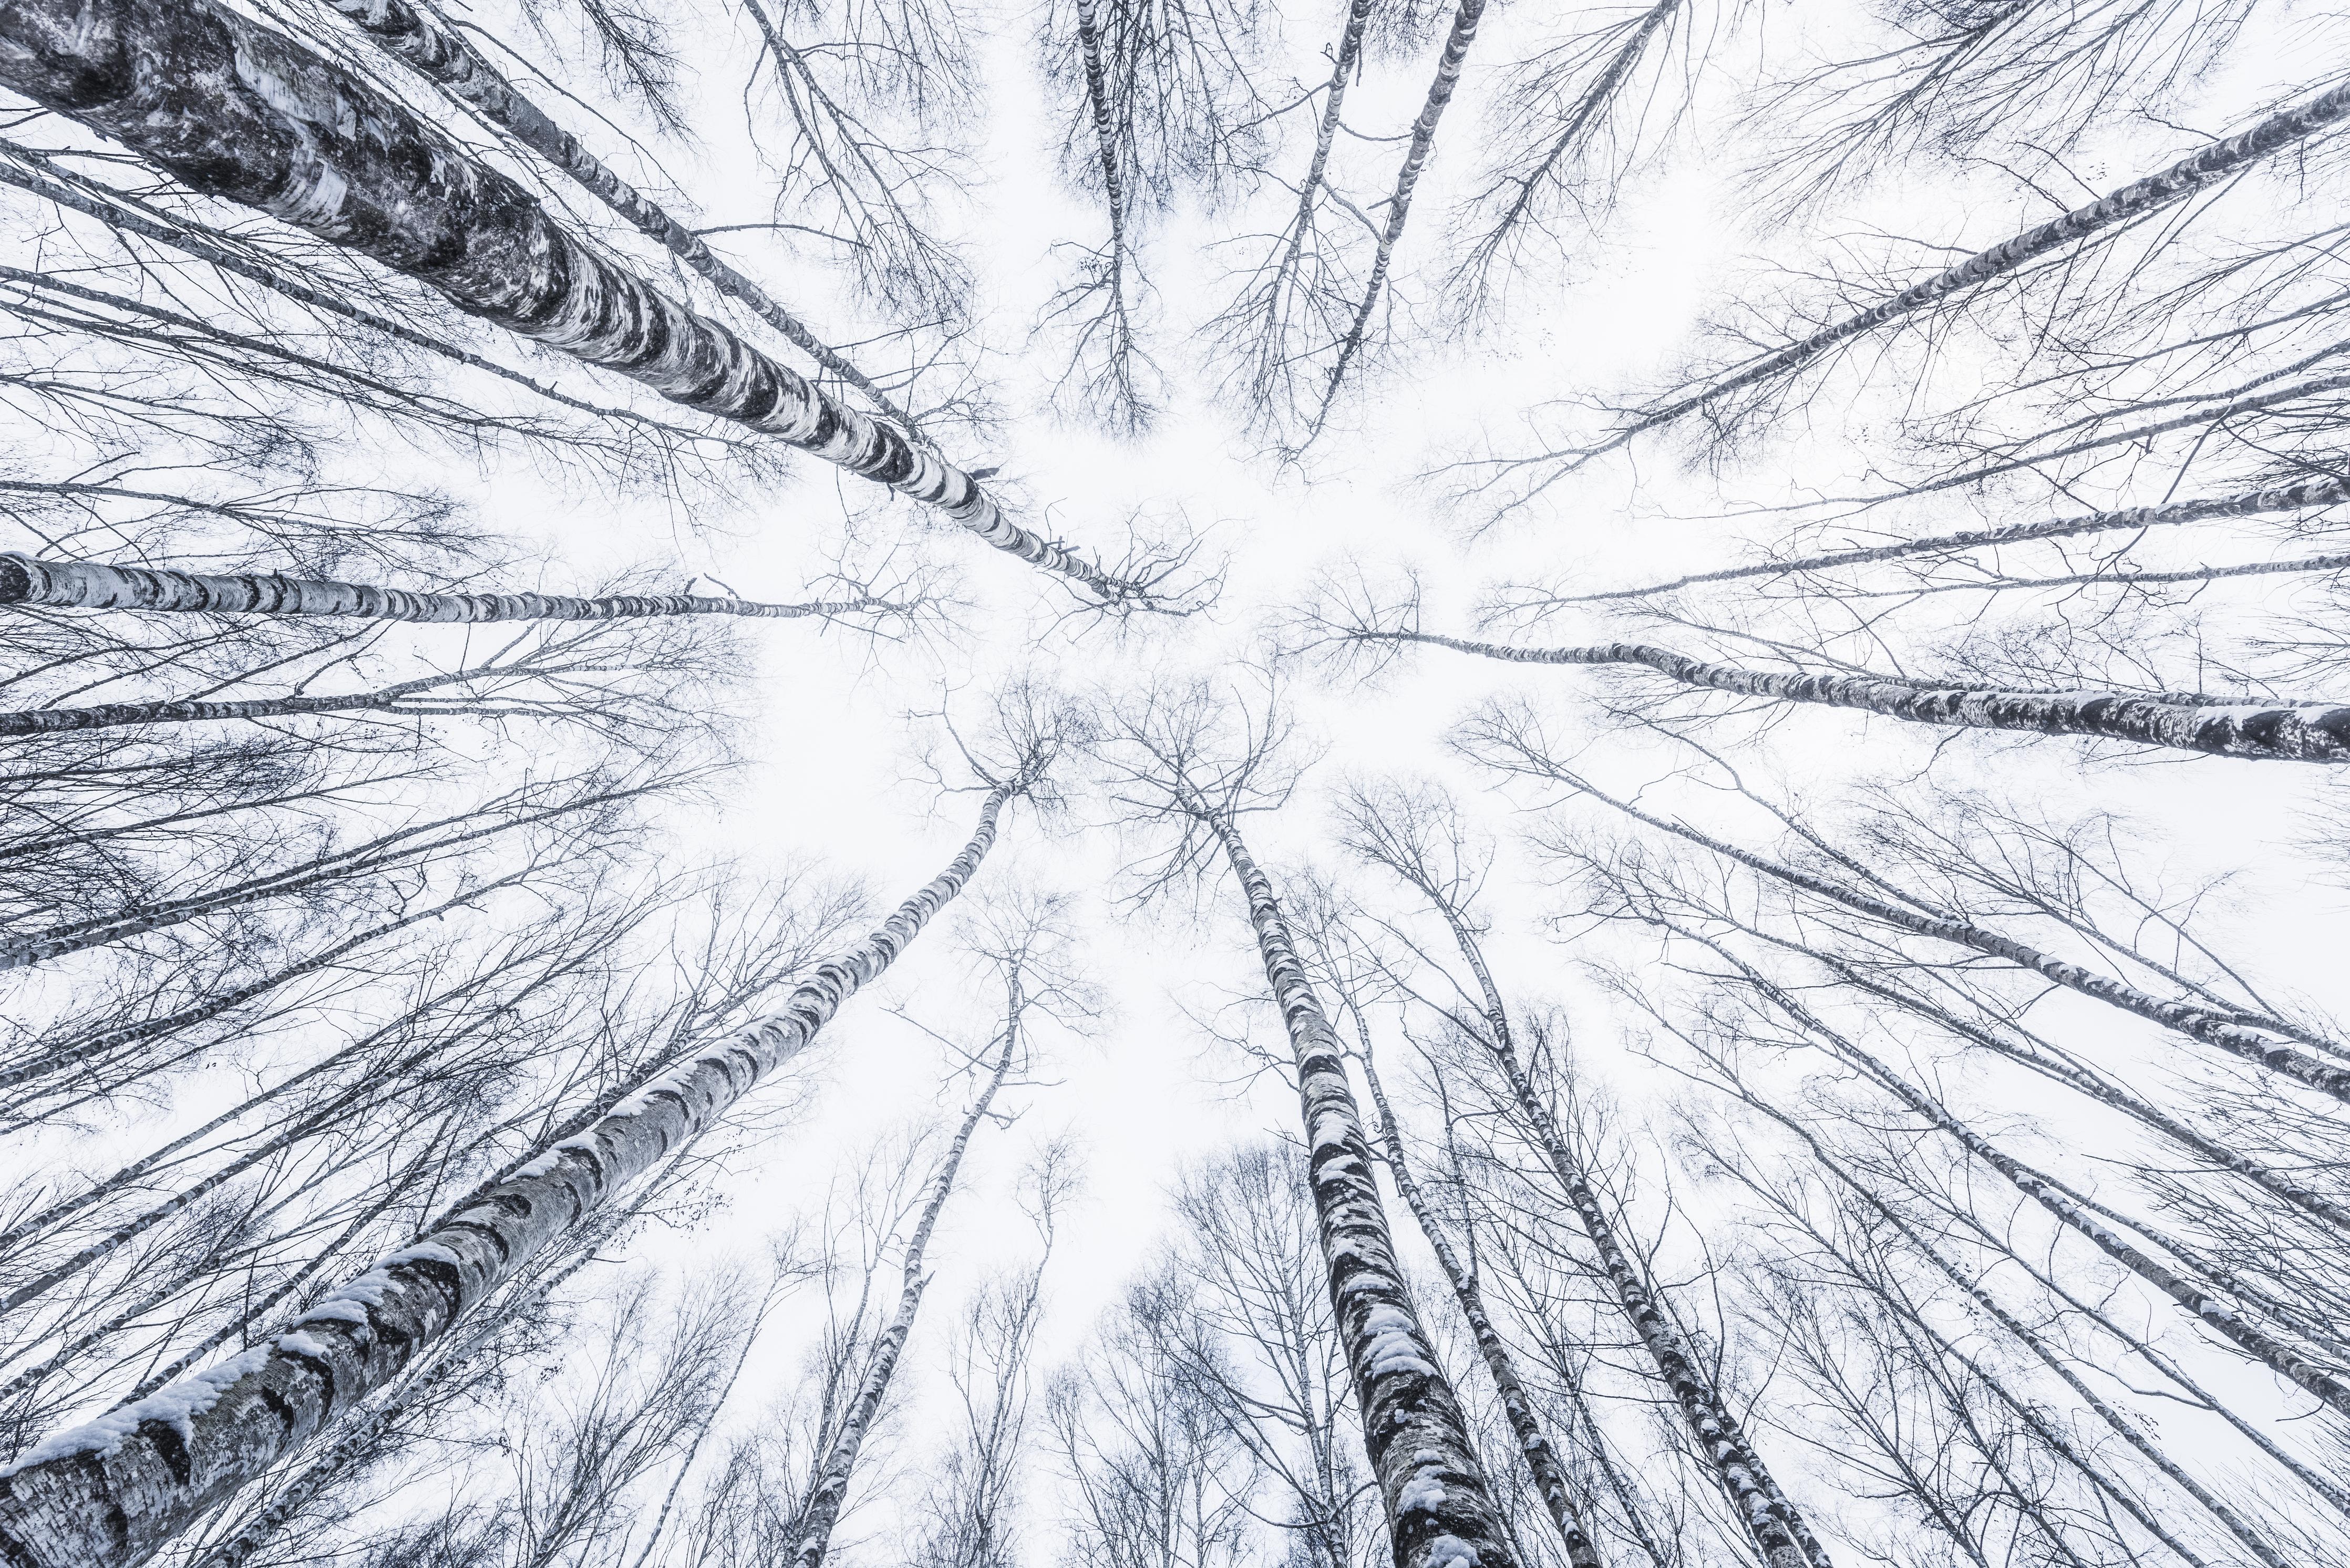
304;0;915;430
0;781;1025;1568
0;555;908;625
1352;1038;1606;1568
1301;0;1487;443
786;982;1024;1568
1206;815;1520;1568
0;666;511;737
1555;77;2350;468
0;0;1152;605
1386;629;2350;762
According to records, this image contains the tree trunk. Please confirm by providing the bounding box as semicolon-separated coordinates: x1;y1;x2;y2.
1303;0;1487;442
0;555;901;625
1205;814;1519;1568
0;781;1024;1568
788;984;1024;1568
0;0;1149;605
1387;629;2350;762
1352;1036;1606;1568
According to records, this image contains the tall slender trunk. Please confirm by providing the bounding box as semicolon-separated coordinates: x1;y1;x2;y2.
0;782;1024;1568
297;0;911;429
1419;905;1825;1568
1730;1076;2291;1564
1713;945;2350;1418
1302;0;1487;442
1351;1035;1606;1567
788;987;1024;1568
1385;628;2350;762
1555;473;2350;603
1527;760;2350;1101
1071;0;1135;323
1572;79;2350;466
0;665;504;738
0;555;903;625
1203;813;1518;1568
0;0;1149;605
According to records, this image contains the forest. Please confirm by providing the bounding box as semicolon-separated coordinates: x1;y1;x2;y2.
0;0;2346;1562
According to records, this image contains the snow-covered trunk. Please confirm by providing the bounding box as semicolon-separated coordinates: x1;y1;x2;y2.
304;0;911;428
788;983;1025;1568
0;784;1021;1568
1428;913;1824;1568
1352;1041;1605;1568
1305;0;1486;440
0;0;1145;604
0;555;890;624
1390;630;2350;762
1205;814;1519;1568
1739;959;2350;1419
1566;473;2350;602
1618;78;2350;447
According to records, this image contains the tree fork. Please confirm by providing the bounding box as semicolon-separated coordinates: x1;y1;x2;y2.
0;781;1026;1568
0;0;1150;605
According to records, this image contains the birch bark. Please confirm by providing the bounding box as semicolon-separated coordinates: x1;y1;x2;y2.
1557;78;2350;469
0;781;1025;1568
1302;0;1487;443
1205;814;1519;1568
786;984;1024;1568
0;0;1149;605
304;0;914;430
0;555;907;625
1376;628;2350;762
1351;1037;1606;1568
1521;765;2350;1103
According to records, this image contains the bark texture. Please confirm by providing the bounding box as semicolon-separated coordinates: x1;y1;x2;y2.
1208;818;1518;1568
0;554;892;624
0;0;1143;603
1354;1045;1605;1567
307;0;915;429
1389;630;2350;762
0;786;1021;1568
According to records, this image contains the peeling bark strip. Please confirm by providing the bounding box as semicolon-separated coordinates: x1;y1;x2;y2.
1563;474;2350;602
1386;630;2350;762
1304;0;1487;442
0;0;1142;605
1354;1045;1604;1568
1593;79;2350;459
1208;818;1517;1568
789;989;1024;1568
305;0;914;431
0;787;1021;1568
0;554;897;625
